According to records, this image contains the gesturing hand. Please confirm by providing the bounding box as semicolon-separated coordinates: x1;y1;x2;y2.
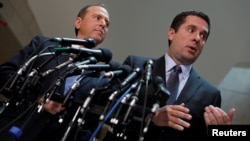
152;103;192;131
204;105;235;125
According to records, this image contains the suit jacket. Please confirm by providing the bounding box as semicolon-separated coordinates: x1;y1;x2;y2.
0;35;109;141
120;55;221;141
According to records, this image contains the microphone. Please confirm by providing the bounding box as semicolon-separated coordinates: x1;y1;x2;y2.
98;67;137;122
50;37;96;48
137;76;168;140
104;64;132;79
105;68;141;124
142;103;159;138
143;59;154;82
152;76;170;106
122;78;144;124
0;52;54;97
76;59;123;71
54;47;112;63
67;56;97;69
120;67;141;88
77;64;110;71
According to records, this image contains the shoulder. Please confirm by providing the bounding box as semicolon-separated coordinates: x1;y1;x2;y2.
28;35;59;50
191;68;220;93
31;35;51;42
123;55;153;69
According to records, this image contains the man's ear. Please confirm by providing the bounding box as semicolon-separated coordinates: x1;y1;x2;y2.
168;28;175;41
74;17;82;30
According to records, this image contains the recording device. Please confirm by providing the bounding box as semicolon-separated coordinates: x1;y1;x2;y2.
120;67;141;88
104;64;132;79
54;47;112;63
98;67;139;121
50;37;96;48
152;76;170;106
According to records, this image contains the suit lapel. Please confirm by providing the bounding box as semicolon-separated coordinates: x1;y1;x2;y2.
152;55;166;80
151;56;203;105
176;69;202;104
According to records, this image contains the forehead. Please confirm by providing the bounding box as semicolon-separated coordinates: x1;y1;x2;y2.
86;6;110;20
183;15;208;32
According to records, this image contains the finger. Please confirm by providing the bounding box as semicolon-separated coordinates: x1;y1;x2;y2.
204;112;209;124
204;106;217;125
168;121;185;131
228;108;235;120
171;105;190;113
212;107;225;123
172;116;190;129
169;106;192;120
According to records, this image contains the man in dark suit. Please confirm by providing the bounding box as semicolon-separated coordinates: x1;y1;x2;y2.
0;4;111;141
112;11;235;141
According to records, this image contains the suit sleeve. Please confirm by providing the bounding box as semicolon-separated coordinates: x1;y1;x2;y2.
0;35;50;97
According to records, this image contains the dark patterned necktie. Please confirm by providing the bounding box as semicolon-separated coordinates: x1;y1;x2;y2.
166;65;182;104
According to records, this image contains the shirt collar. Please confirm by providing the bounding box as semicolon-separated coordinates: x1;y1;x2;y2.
164;53;192;79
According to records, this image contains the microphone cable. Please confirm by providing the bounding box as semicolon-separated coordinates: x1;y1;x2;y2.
88;84;134;141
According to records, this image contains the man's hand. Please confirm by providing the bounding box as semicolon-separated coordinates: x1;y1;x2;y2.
39;98;65;115
152;103;192;131
204;105;235;125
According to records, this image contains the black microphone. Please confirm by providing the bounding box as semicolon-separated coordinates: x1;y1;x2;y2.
142;103;159;138
143;59;154;82
68;56;97;67
98;67;137;122
74;59;121;71
104;64;132;79
54;47;112;63
139;76;169;140
122;78;144;124
152;76;170;106
50;37;96;48
120;67;141;89
108;60;122;70
77;64;110;71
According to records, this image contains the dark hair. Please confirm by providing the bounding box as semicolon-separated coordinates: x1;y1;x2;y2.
74;4;107;36
168;11;210;45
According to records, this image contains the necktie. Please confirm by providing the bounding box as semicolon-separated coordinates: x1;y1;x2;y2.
166;65;182;104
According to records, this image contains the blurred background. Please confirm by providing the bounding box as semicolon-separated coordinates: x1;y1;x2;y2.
0;0;249;124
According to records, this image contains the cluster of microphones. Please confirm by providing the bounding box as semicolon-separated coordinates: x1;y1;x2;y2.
0;37;170;141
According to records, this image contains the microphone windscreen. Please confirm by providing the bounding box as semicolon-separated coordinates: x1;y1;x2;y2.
84;37;96;48
154;75;166;86
108;60;122;70
99;48;112;63
118;65;132;79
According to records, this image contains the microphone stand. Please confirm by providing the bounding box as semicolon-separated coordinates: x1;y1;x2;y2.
108;81;139;127
138;59;153;141
60;71;96;141
0;53;55;100
38;56;97;112
99;68;141;123
141;103;159;136
122;79;144;125
109;79;143;141
18;54;57;99
77;87;98;126
98;84;126;122
61;105;82;141
89;83;135;141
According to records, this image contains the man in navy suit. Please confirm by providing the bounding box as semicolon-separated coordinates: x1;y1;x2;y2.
107;11;235;141
0;4;111;141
